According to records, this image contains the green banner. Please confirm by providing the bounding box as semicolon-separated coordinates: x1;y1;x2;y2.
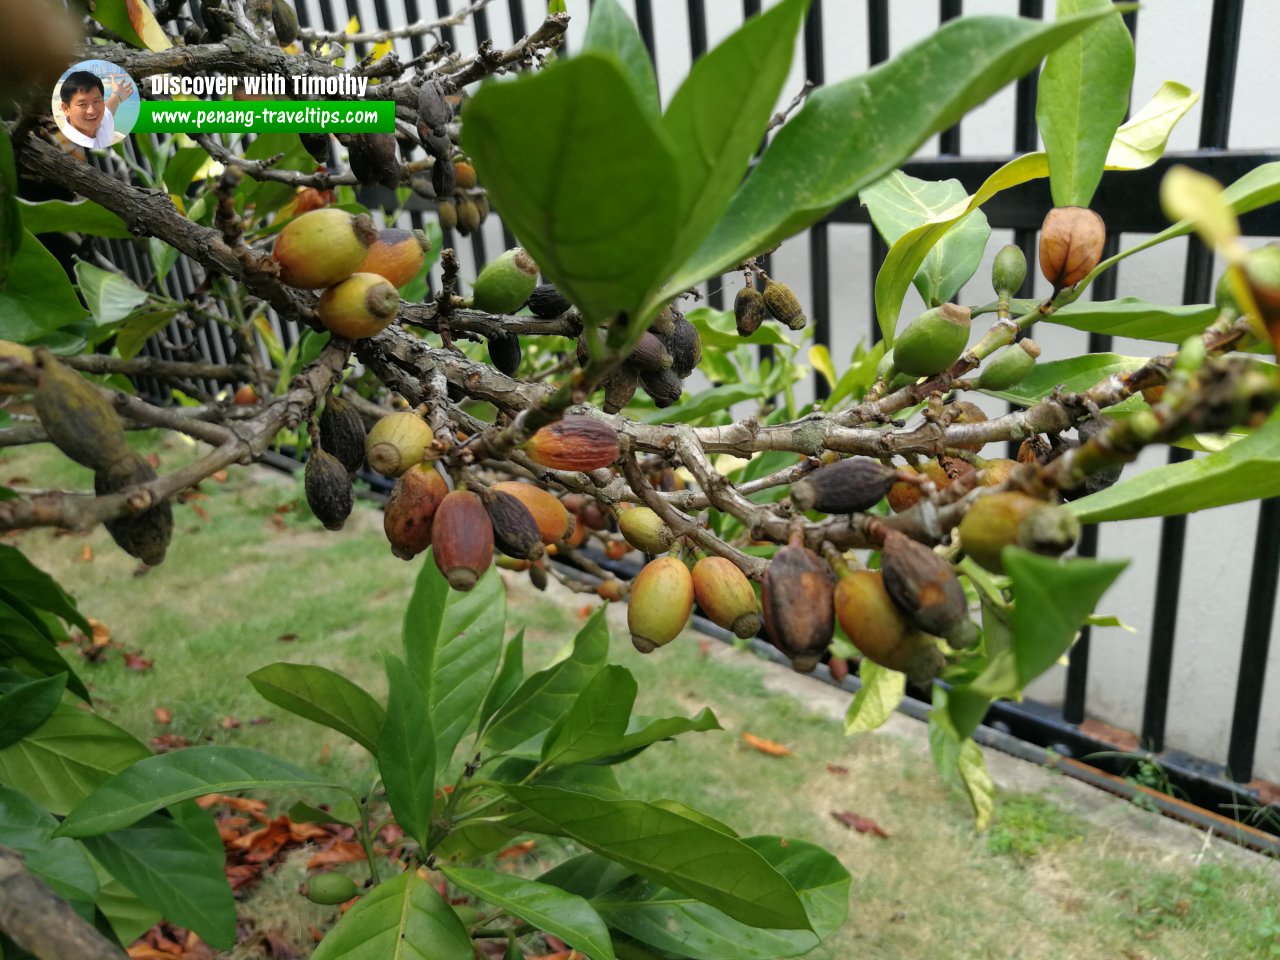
133;101;395;134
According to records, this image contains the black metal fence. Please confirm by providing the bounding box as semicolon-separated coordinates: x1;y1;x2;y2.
94;0;1278;837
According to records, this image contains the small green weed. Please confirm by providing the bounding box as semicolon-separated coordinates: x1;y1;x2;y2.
984;792;1084;859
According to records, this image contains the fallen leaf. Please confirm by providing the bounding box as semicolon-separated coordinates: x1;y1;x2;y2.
250;716;274;726
154;707;172;724
146;453;161;468
220;716;242;730
89;618;112;646
149;734;191;753
277;633;299;643
831;810;890;838
697;639;713;658
496;840;536;860
190;502;211;522
224;863;262;893
197;794;270;815
826;764;849;776
577;604;593;620
212;470;229;483
124;650;153;671
741;732;792;757
126;946;172;960
79;543;93;562
306;841;367;869
269;514;287;531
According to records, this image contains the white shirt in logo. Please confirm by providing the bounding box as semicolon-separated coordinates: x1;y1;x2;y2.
64;107;116;150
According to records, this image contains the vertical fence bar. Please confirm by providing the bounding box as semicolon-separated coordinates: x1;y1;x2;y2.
740;0;772;371
687;0;723;309
403;0;426;57
507;0;526;41
434;0;456;50
866;0;889;345
937;0;962;155
805;1;829;398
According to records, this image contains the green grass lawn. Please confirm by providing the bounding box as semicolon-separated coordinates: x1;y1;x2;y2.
3;433;1277;960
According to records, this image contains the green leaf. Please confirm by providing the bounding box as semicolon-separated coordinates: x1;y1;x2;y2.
248;662;385;754
0;673;66;750
441;866;616;960
114;305;179;359
55;746;343;838
478;629;524;733
958;740;996;832
1105;81;1199;169
502;785;811;931
483;606;610;756
0;588;90;700
641;382;763;425
0;128;21;286
87;0;148;48
594;709;722;765
1070;412;1280;521
927;687;962;787
981;352;1148;406
660;0;808;275
17;199;131;239
591;836;849;960
0;787;98;911
1036;0;1134;207
288;798;359;828
82;813;235;950
461;53;683;323
93;865;162;945
74;261;148;328
0;231;89;342
0;545;90;634
541;665;635;766
310;869;473;960
668;8;1118;297
1036;297;1219;343
403;550;505;771
582;0;659;116
686;307;793;350
861;171;991;311
843;660;905;735
378;654;435;851
162;146;211;196
0;703;147;816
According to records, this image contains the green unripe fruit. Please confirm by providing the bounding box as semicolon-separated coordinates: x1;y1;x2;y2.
892;303;971;377
618;506;675;554
471;248;539;314
271;0;299;44
305;872;358;905
629;556;694;653
272;209;376;290
692;556;761;639
975;340;1039;391
991;243;1027;298
958;491;1079;574
33;349;132;473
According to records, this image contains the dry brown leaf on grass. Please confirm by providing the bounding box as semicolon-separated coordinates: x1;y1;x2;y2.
197;794;270;815
88;617;111;646
212;469;229;483
154;706;172;724
496;839;537;860
826;763;849;776
79;543;93;562
831;810;890;838
741;732;792;757
124;650;153;671
306;840;368;869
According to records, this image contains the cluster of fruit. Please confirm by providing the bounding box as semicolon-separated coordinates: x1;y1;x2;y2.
413;83;490;236
588;305;704;412
733;276;807;335
271;208;429;338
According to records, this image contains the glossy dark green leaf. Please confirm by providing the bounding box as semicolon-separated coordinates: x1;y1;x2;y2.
593;836;849;960
1033;297;1218;342
81;814;235;950
248;661;385;754
0;545;91;634
641;382;763;425
661;0;808;275
403;550;505;771
56;746;343;837
478;629;524;733
0;703;149;815
378;654;435;850
483;606;610;756
686;307;793;350
17;199;131;239
861;171;990;311
669;8;1118;294
0;673;65;750
0;589;89;700
461;54;683;323
0;130;23;284
0;786;98;912
541;665;635;766
310;869;473;960
93;866;162;946
1036;0;1134;207
502;785;810;931
441;866;616;960
582;0;658;115
1070;412;1280;522
0;231;88;342
162;146;211;196
591;709;722;765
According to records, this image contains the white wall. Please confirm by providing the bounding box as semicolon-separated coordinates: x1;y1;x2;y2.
298;0;1280;782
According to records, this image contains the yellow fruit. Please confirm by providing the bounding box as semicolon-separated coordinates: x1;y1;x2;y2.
272;209;376;289
317;272;400;339
366;412;433;478
628;556;694;653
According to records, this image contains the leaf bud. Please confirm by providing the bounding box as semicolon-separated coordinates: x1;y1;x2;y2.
975;340;1038;391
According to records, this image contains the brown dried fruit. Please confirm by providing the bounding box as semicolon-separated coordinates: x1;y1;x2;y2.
383;464;449;560
366;412;434;478
318;391;366;474
487;331;522;377
790;458;897;514
692;556;761;639
629;332;673;372
640;367;684;408
761;534;836;672
879;531;975;648
273;209;376;290
628;556;694;653
651;305;676;337
618;506;675;555
304;447;354;531
1039;206;1106;291
348;133;401;189
357;228;430;289
762;280;806;330
317;272;400;340
663;313;702;377
300;132;329;163
886;460;949;513
416;82;452;134
734;286;766;337
485;489;545;561
431;156;456;197
433;490;493;591
490;482;572;544
33;349;131;473
95;451;173;566
271;0;299;44
522;417;619;471
528;284;572;319
603;364;640;415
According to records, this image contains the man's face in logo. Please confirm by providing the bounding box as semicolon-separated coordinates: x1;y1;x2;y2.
63;88;104;138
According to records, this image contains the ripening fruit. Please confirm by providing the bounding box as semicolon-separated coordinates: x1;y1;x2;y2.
762;280;806;330
272;209;376;289
618;506;675;555
948;400;988;453
958;491;1081;574
692;556;761;639
879;531;975;648
304;447;354;531
628;556;694;653
32;349;131;473
522;416;620;471
761;534;836;672
383;464;448;560
366;412;434;477
1039;206;1106;291
358;229;430;288
490;482;573;544
975;340;1039;391
233;384;259;406
437;200;458;232
305;872;357;905
892;304;971;377
433;490;493;591
833;569;941;683
453;160;477;189
991;243;1027;298
318;391;366;474
790;458;897;514
978;457;1017;487
317;272;400;340
456;198;481;235
471;248;539;314
886;460;949;513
